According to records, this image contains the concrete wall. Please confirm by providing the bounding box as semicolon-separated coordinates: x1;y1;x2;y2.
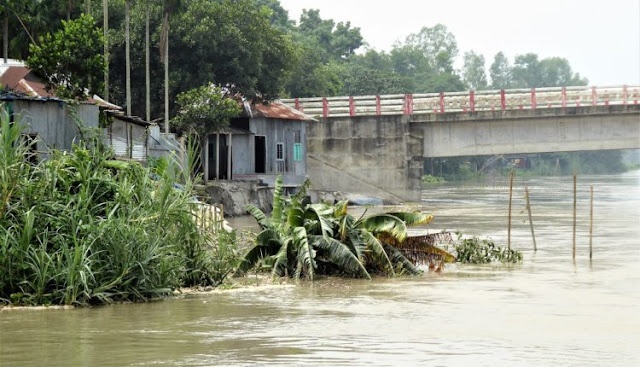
306;115;422;201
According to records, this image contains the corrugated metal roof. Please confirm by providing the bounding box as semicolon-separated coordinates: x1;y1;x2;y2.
249;101;316;121
106;110;150;127
0;65;53;98
1;61;116;108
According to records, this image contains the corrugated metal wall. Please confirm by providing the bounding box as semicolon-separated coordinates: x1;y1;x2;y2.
229;118;306;177
12;100;99;158
108;118;148;161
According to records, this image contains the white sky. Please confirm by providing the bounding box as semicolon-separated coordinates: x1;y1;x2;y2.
278;0;640;86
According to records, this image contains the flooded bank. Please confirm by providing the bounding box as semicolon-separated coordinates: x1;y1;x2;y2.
1;171;639;366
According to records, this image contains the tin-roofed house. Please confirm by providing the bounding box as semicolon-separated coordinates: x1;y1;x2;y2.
0;92;99;162
1;59;102;161
203;101;315;186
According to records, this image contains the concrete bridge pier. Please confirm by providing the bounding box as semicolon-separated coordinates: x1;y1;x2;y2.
306;115;424;201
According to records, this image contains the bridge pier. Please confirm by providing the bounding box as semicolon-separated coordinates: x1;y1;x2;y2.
307;115;424;201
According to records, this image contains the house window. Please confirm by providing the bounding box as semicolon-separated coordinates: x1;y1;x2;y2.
293;143;302;161
276;142;284;161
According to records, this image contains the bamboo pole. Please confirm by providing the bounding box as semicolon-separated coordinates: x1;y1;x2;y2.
573;171;577;260
525;186;537;251
507;171;514;250
589;185;594;260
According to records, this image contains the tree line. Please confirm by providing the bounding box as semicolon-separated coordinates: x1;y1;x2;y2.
2;0;589;123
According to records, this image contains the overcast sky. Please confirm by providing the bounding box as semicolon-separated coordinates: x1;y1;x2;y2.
278;0;640;86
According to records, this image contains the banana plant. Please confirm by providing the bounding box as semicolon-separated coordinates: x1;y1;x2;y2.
239;176;437;280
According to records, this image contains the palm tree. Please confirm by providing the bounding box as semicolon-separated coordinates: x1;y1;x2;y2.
238;177;441;280
2;4;8;63
160;0;180;132
125;0;131;115
145;0;150;122
103;0;108;100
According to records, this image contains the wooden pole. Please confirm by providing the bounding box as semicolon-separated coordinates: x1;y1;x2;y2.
589;185;594;260
215;134;219;180
508;171;514;250
525;186;537;251
573;171;577;260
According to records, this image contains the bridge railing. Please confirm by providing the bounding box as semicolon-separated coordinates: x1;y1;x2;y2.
281;85;640;118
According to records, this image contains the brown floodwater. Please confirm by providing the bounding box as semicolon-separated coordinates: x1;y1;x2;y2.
1;171;639;366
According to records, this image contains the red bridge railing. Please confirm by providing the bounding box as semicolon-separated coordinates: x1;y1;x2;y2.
281;85;640;118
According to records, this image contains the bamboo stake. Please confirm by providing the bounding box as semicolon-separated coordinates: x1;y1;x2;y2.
573;171;577;260
508;171;514;250
525;186;537;251
589;185;594;260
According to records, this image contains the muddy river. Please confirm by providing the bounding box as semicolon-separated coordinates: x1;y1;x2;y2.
1;171;638;366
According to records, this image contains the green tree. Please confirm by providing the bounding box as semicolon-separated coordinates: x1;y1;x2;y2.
27;14;104;99
297;9;363;61
512;53;588;88
539;57;588;87
489;51;512;89
462;50;488;90
511;53;542;88
404;24;458;73
389;24;464;93
171;0;295;101
172;84;242;136
340;64;410;96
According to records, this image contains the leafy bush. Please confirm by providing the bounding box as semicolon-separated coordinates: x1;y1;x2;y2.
421;174;446;184
453;235;522;264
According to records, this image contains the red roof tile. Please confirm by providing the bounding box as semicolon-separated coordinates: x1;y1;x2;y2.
251;101;315;121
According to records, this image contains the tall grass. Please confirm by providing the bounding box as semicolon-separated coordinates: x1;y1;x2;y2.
0;109;238;306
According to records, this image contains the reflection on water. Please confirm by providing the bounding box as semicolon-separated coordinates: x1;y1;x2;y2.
2;172;639;366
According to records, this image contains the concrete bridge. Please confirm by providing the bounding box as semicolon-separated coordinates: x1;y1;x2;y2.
281;85;640;200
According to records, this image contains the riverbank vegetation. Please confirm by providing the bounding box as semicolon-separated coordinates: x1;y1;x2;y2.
0;113;239;306
238;177;435;279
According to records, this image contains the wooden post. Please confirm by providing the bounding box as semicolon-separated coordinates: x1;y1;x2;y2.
589;185;594;260
525;186;537;251
215;134;219;180
204;134;209;183
508;171;514;250
573;171;577;260
227;133;232;180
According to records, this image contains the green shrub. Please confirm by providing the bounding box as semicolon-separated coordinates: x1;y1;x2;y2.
454;235;522;264
421;174;446;184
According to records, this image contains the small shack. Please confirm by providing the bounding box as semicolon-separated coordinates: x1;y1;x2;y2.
104;110;150;162
1;92;99;161
203;101;315;186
